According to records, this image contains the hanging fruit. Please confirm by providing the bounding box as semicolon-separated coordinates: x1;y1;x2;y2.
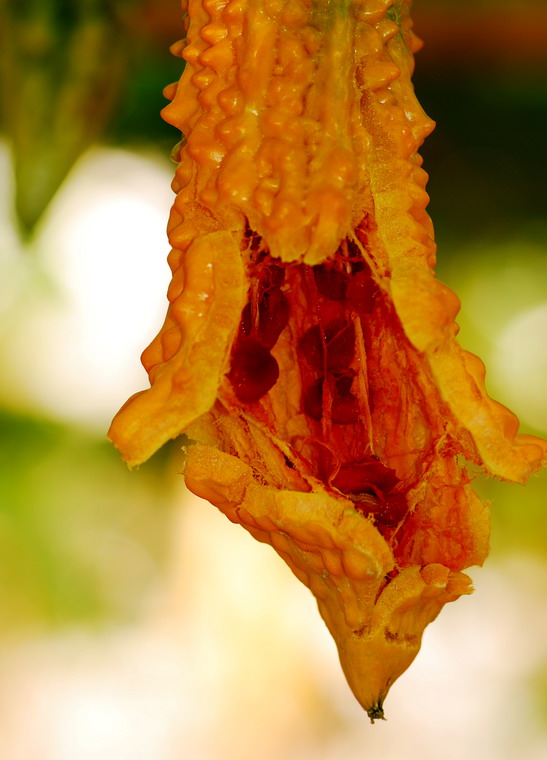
109;0;547;721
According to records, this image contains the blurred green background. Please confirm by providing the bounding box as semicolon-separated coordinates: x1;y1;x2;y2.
0;1;546;758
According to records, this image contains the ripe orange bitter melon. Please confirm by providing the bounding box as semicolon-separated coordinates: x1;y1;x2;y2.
109;0;547;720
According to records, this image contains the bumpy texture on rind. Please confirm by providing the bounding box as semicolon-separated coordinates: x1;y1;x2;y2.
109;0;547;719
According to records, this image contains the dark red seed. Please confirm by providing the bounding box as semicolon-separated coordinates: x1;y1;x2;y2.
302;378;324;421
299;327;324;370
374;492;408;528
258;288;290;348
264;263;285;289
347;270;380;314
331;388;359;424
332;460;399;495
353;492;408;528
299;321;355;371
302;373;359;425
346;239;363;261
327;323;355;369
228;337;279;403
240;302;252;336
250;234;262;251
313;263;349;300
333;371;355;395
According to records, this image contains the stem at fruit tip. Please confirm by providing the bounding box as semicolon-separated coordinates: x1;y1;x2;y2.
367;702;386;724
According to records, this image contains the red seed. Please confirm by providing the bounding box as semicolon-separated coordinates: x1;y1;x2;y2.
313;263;349;300
299;320;355;371
332;459;399;495
240;302;252;336
333;372;354;395
264;262;285;289
346;239;363;261
302;378;324;421
250;234;262;251
299;327;324;370
347;270;380;314
328;323;355;369
331;375;359;424
374;492;408;528
302;375;360;425
258;288;290;348
238;275;289;349
228;337;279;403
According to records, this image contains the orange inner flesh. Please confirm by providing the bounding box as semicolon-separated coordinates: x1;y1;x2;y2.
225;218;442;544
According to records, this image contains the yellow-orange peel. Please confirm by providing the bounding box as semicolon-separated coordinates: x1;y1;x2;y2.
109;0;547;720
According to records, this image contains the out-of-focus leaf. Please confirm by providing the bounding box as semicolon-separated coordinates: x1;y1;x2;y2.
0;0;140;236
0;409;178;637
